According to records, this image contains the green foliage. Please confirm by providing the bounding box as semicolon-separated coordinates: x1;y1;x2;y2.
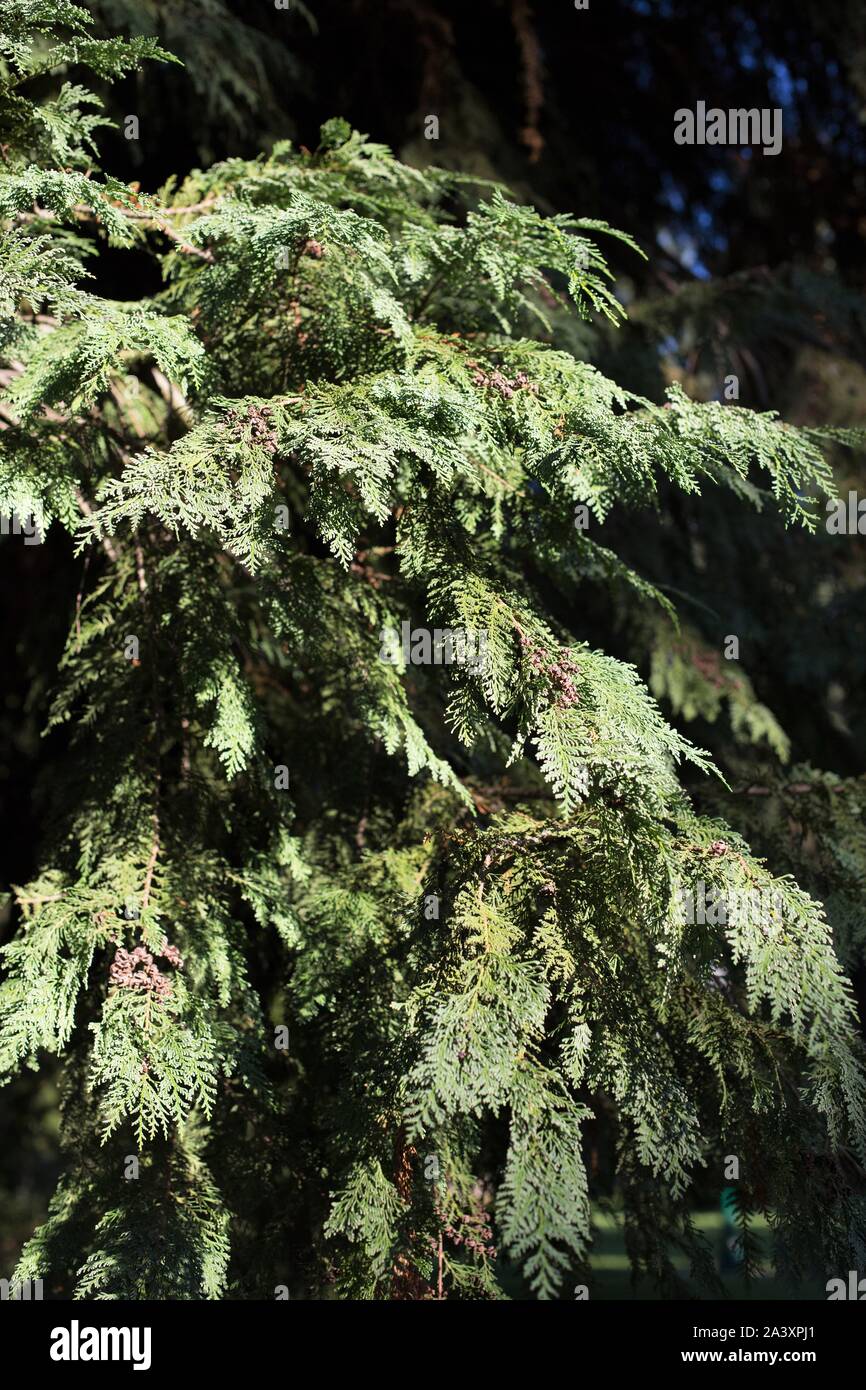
2;1;866;1302
647;622;791;763
0;0;175;171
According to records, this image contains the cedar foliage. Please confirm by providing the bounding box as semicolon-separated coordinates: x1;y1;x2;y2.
2;1;866;1300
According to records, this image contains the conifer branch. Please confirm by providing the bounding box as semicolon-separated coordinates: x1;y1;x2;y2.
3;1;866;1302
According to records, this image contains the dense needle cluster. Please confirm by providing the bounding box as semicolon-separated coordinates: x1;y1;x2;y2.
1;1;866;1303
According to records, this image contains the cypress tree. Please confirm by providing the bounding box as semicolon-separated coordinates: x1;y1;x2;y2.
2;0;865;1299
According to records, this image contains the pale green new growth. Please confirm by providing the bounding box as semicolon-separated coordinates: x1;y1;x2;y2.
2;1;865;1301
